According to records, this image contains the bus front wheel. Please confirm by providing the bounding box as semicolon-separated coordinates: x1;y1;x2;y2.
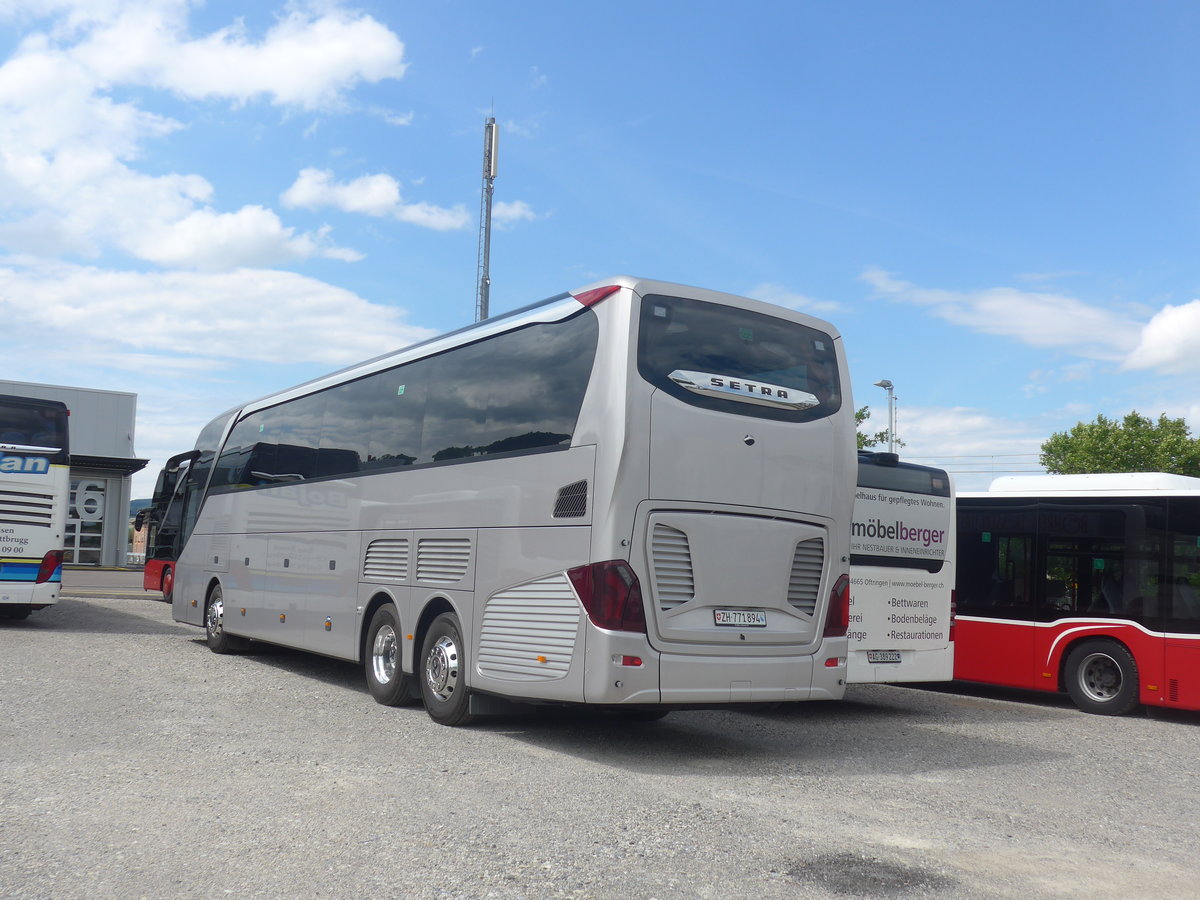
365;605;414;706
420;612;474;726
1064;639;1139;716
161;566;174;604
205;584;240;654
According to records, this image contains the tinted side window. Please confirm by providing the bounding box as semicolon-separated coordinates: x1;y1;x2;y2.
421;312;598;463
956;502;1036;620
1167;497;1200;634
1039;500;1165;625
207;308;599;491
480;317;596;454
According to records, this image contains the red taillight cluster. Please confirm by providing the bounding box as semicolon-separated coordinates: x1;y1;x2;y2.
567;560;647;633
948;589;957;642
822;573;851;638
36;550;63;584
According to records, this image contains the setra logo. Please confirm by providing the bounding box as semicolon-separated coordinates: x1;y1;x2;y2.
0;454;50;474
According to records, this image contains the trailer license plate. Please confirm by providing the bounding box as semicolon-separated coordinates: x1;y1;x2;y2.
867;650;902;664
713;609;767;627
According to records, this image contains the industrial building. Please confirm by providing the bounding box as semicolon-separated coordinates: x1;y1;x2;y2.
1;379;148;567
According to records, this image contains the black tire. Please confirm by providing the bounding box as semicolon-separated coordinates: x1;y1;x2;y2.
365;605;414;706
204;584;239;654
1064;639;1139;716
419;612;474;726
161;565;174;605
1;605;32;620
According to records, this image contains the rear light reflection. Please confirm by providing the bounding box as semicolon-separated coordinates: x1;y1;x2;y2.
567;560;647;634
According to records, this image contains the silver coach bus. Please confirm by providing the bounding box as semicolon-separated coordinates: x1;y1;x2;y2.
171;276;855;724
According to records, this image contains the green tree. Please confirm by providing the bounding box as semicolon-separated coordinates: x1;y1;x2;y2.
1040;412;1200;476
855;406;897;451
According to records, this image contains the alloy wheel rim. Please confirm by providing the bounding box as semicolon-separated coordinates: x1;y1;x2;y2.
372;624;397;685
425;634;459;702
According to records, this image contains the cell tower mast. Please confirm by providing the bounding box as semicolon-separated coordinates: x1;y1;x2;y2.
474;117;499;322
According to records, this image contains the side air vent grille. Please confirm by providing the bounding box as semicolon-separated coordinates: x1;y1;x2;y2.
478;574;581;681
416;537;471;585
553;480;588;518
787;538;825;615
0;488;55;529
363;538;409;581
1170;679;1180;703
651;523;695;609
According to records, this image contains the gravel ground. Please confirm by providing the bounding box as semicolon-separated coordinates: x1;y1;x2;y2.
2;596;1197;899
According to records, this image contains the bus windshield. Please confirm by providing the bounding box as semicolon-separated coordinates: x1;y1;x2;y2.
0;395;69;463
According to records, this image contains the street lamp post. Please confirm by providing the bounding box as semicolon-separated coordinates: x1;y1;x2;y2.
873;379;896;454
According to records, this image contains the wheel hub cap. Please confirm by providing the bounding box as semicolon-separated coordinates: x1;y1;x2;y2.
425;635;459;702
1080;653;1121;702
372;625;397;685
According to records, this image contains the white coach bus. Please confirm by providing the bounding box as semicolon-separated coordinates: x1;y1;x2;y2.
1;394;70;619
848;452;956;683
171;276;856;724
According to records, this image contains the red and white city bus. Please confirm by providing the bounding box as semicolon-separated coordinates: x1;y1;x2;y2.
955;473;1200;715
135;450;199;603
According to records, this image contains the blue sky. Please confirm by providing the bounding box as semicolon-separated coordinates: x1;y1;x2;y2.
4;0;1200;497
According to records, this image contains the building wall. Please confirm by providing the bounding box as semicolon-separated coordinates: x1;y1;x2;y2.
0;379;146;567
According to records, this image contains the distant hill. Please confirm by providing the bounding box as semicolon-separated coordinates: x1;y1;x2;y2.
129;498;151;517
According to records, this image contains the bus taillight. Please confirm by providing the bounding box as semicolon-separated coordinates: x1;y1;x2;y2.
949;589;957;642
822;573;850;638
571;285;621;307
36;550;63;584
567;560;647;634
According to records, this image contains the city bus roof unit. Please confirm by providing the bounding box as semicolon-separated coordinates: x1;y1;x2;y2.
983;472;1200;495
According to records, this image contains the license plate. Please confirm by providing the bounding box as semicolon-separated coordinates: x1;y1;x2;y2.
866;650;902;664
713;609;767;627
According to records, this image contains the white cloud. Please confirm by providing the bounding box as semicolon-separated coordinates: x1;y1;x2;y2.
748;283;839;314
71;5;406;110
492;200;538;227
129;206;327;269
1124;300;1200;374
885;405;1046;492
0;2;410;268
861;267;1139;361
0;259;437;366
281;167;470;230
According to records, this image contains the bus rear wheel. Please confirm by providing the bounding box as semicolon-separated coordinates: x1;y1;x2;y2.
365;605;414;706
1064;639;1139;716
420;612;474;726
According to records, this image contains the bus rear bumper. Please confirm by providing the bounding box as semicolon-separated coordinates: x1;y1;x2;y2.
659;649;845;703
1;582;60;607
582;628;847;704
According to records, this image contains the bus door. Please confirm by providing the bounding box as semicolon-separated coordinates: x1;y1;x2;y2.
1165;501;1200;707
955;506;1038;688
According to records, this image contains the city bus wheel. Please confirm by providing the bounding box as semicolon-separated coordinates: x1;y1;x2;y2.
161;566;174;604
1;605;32;620
1064;639;1139;716
420;612;474;726
365;605;414;706
204;584;239;654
